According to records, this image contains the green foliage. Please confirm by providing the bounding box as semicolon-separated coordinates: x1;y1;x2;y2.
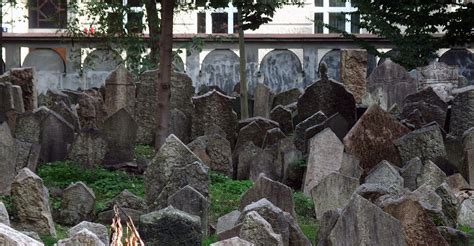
458;224;474;245
294;192;318;244
0;195;13;214
209;172;253;221
38;161;144;212
202;234;218;246
133;144;156;160
40;224;68;246
323;1;473;69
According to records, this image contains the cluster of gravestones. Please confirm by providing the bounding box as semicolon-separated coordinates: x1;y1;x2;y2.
1;46;474;245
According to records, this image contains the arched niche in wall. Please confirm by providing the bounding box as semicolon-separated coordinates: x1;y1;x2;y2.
23;48;66;93
200;49;240;95
83;49;123;88
260;49;303;93
319;49;341;81
439;48;474;85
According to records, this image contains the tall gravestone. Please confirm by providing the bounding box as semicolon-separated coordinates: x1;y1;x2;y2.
367;59;417;110
340;49;368;103
0;122;17;195
102;108;137;166
10;67;37;111
450;87;474;136
104;65;136;116
416;61;459;102
192;90;237;146
253;83;274;118
40;108;75;163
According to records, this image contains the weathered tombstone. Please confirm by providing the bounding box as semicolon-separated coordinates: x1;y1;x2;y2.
210;237;254;246
168;185;209;235
457;197;474;227
262;128;286;148
144;134;209;210
239;211;283;246
270;106;293;134
417;61;459;102
343;104;410;172
435;183;459;227
365;160;404;193
67;129;107;168
102;108;137;166
0;82;24;113
0;223;43;246
316;209;341;246
240;176;295;216
297;71;357;127
304;113;349;144
10;67;37;111
401;87;448;128
339;152;363;180
75;92;103;129
38;89;71;109
304;128;344;195
57;228;105;246
249;147;281;182
188;134;232;177
0;201;9;226
51;100;81;131
97;190;147;225
401;157;423;191
272;88;303;108
139;206;202;246
69;221;109;246
134;70;157;144
294;111;327;153
14;140;40;174
260;49;304;93
439;48;474;85
58;182;96;226
39;108;75;162
367;59;417;110
0;122;17;195
104;65;136;116
327;194;406;245
383;197;448;245
14;108;45;144
417;160;447;188
253;83;274;118
395;125;447;164
235;142;260;180
340;49;368;103
450;86;474;136
446;173;471;192
437;226;470;246
11;168;56;237
217;211;241;236
234;119;278;151
311;172;358;219
192;90;237;146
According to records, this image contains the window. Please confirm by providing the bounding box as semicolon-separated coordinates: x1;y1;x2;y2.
212;12;228;33
315;0;323;7
329;13;345;33
197;12;206;33
233;12;238;33
28;0;67;28
351;13;360;33
126;0;143;33
314;13;323;33
329;0;346;7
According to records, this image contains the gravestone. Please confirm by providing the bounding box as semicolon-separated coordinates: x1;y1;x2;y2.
192;90;237;146
0;223;43;246
68;221;109;246
417;61;459;101
188;134;232;176
270;105;293;134
57;229;105;246
0;122;17;195
450;87;474;136
401;157;423;191
51;101;81;131
67;129;107;168
367;59;417;110
104;64;136;116
272;88;303;108
39;108;75;163
58;182;96;226
401;87;448;128
15;140;40;173
239;211;283;246
294;111;327;153
11;168;56;237
439;48;474;85
394;125;447;164
304;128;344;195
365;160;404;193
168;185;209;235
343;104;410;172
102;108;137;166
0;82;24;113
10;67;37;111
297;71;356;127
340;49;367;103
211;237;254;246
253;83;274;118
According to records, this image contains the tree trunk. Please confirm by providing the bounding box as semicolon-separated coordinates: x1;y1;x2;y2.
154;0;174;149
238;7;249;119
144;0;160;65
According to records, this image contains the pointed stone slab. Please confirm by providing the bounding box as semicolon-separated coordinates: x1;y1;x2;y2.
239;211;283;246
365;160;404;193
304;128;344;195
211;237;254;246
0;223;43;246
102;108;137;166
343;104;410;172
104;64;136;116
0;122;17;195
450;87;474;136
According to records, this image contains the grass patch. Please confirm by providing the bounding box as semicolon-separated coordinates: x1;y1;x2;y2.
133;144;156;161
40;224;68;246
294;192;318;245
202;234;217;246
38;161;144;212
458;224;474;245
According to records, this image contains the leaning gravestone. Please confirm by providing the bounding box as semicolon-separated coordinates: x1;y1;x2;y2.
294;111;327;153
367;59;417;110
239;211;283;246
139;206;202;246
11;168;56;237
0;82;24;114
58;182;96;226
401;87;448;128
144;134;209;210
67;129;107;168
297;70;356;127
304;128;344;195
168;185;209;235
14;140;40;175
272;88;302;108
187;134;233;177
0;122;17;195
102;108;137;166
104;64;136;116
39;108;75;162
450;86;474;136
344;104;410;172
10;67;38;111
340;49;367;103
192;90;237;146
439;48;474;85
270;105;293;134
416;61;459;102
51;100;81;131
328;194;406;245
